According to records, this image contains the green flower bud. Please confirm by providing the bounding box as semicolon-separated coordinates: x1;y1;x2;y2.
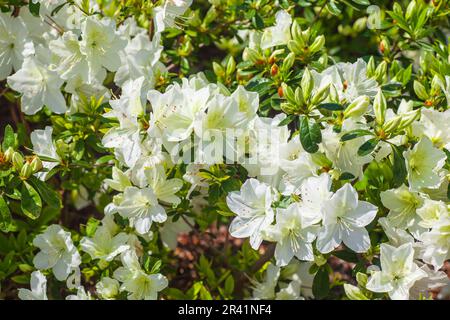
329;84;339;103
281;102;300;115
343;95;370;118
213;62;225;78
282;52;296;73
20;162;32;179
287;40;302;55
281;83;296;105
31;157;43;173
243;48;261;63
4;147;14;162
311;84;330;106
226;56;236;76
366;56;376;78
291;20;303;45
294;87;305;106
383;115;402;134
413;80;429;100
398;110;421;130
309;35;325;53
12;151;24;171
301;67;314;101
374;61;387;83
373;90;387;125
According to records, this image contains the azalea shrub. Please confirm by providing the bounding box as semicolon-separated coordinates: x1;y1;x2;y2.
0;0;450;301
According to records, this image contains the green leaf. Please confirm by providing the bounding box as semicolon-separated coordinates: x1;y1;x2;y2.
333;250;359;263
278;114;296;126
11;274;30;284
357;138;378;156
0;195;12;232
20;181;42;219
28;176;61;208
28;1;40;16
312;266;330;299
299;116;322;153
391;145;407;187
2;124;16;151
318;103;344;111
339;172;356;181
341;129;373;141
252;13;264;29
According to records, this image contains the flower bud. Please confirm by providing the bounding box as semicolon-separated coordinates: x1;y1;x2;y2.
301;67;314;101
374;61;387;82
311;84;330;105
282;52;295;73
291;21;303;44
413;80;429;100
366;56;376;78
343;95;370;118
20;162;32;179
4;147;14;162
243;48;261;63
329;84;339;102
373;90;387;125
398;110;421;130
383;115;402;133
281;83;295;104
226;56;236;76
379;38;390;55
270;63;279;76
12;151;24;171
287;40;302;55
309;35;325;53
213;62;225;78
31;157;43;173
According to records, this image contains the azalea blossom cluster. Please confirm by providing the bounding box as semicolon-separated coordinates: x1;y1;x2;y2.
0;0;449;301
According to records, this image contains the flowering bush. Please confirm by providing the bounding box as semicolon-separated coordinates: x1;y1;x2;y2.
0;0;449;301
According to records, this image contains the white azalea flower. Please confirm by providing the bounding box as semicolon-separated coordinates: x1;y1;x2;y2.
30;126;61;181
0;13;27;80
80;225;129;262
263;202;319;266
66;286;93;300
296;173;333;224
143;165;183;205
252;263;280;300
18;271;48;300
116;186;167;235
404;137;446;192
153;0;193;33
260;10;292;50
148;82;210;142
33;225;81;281
96;277;120;300
7;56;66;115
417;198;448;229
413;108;450;150
314;58;378;103
104;167;132;192
278;136;320;195
380;185;424;229
316;183;378;253
79;16;126;82
115;32;164;89
366;243;427;300
419;215;450;269
322;119;373;179
227;178;277;250
113;250;168;300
